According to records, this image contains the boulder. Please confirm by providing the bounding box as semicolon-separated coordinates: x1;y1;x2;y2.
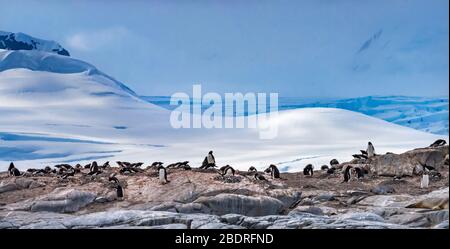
194;194;285;216
369;146;448;176
30;189;96;213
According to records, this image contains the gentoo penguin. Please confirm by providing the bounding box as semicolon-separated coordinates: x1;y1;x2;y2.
303;164;314;176
8;162;21;177
157;165;169;184
101;161;110;169
360;150;368;156
330;159;339;166
61;169;75;179
421;171;429;189
321;165;329;171
366;142;375;158
254;172;267;181
264;164;280;179
429;139;447;148
219;165;235;176
200;151;216;169
248;166;257;173
115;185;124;200
109;173;120;184
342;166;352;183
88;161;100;175
354;167;364;179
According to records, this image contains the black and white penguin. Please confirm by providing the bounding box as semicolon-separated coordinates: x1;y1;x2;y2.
8;162;21;177
157;165;169;184
219;165;235;176
109;173;120;184
115;184;124;200
254;172;267;181
354;167;364;179
342;166;352;183
101;161;110;169
367;142;375;158
321;165;329;171
248;166;257;173
200;151;216;169
429;139;447;148
360;150;368;156
88;161;101;175
330;159;339;166
264;164;280;179
303;164;314;176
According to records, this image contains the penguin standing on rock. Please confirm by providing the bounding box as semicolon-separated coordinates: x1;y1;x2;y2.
254;172;267;181
366;142;375;158
342;166;352;183
429;139;447;148
157;165;169;184
200;151;216;169
303;164;314;176
264;164;280;179
8;162;21;177
115;184;124;200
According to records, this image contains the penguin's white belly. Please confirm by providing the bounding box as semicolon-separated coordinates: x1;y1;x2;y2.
159;169;165;182
421;175;429;188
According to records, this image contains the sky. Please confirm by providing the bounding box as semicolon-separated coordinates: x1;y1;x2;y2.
0;0;448;97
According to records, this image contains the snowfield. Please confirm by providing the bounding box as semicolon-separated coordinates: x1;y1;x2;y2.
0;43;446;172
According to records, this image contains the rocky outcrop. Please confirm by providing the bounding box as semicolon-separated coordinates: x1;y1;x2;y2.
0;178;44;194
369;145;448;176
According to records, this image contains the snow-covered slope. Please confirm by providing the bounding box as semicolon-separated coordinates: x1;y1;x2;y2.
0;33;445;172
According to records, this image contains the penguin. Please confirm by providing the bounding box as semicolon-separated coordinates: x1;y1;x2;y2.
360;150;368;156
342;166;352;183
8;162;21;177
264;164;280;179
303;164;314;176
326;167;336;174
109;173;120;184
254;172;267;181
321;165;329;171
88;161;100;175
131;162;143;168
354;167;364;179
219;165;235;176
200;151;216;169
421;171;429;189
61;169;75;179
352;154;363;159
429;139;447;148
248;166;257;173
101;161;110;169
330;159;339;166
84;163;91;169
157;165;169;184
181;161;191;170
366;142;375;158
115;184;124;200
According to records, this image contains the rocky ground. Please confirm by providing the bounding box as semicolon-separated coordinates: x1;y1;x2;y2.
0;145;448;229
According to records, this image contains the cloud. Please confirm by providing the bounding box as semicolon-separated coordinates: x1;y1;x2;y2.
65;26;130;52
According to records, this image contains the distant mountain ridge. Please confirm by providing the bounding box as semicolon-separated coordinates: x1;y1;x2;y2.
0;31;70;56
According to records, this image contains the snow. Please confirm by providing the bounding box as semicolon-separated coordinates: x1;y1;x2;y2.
0;31;69;56
0;45;446;172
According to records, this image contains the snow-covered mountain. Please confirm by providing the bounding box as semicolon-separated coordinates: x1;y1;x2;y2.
0;32;444;172
0;31;70;56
